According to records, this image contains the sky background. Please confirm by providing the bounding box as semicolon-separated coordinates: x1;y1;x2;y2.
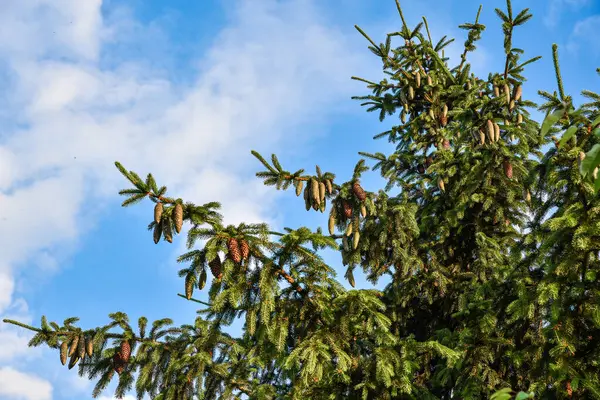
0;0;598;399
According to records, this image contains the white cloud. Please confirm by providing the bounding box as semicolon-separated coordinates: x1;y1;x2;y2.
0;367;52;400
544;0;591;28
566;15;600;55
0;0;376;398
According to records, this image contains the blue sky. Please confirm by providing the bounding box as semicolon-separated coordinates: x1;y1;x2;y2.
0;0;598;399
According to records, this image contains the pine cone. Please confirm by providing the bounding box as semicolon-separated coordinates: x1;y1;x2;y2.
479;129;486;145
417;164;425;174
86;337;94;357
227;238;242;263
120;341;131;363
326;179;333;195
60;341;68;366
311;178;320;205
68;335;79;357
486;120;494;142
319;181;326;204
514;85;522;101
579;151;586;161
442;104;448;118
352;231;360;250
427;75;432;86
517;113;523;124
504;161;513;179
154;203;163;224
328;213;335;235
443;139;450;149
360;204;367;218
503;83;510;104
77;333;85;359
352;181;366;201
174;203;183;234
209;257;222;279
415;71;421;88
342;201;353;219
525;190;531;203
162;217;173;243
494;123;500;142
345;223;353;236
185;274;194;300
493;85;499;97
239;239;250;260
198;269;207;290
408;86;414;100
113;353;125;375
303;184;311;211
293;180;303;197
440;115;448;127
153;223;162;244
425;156;433;168
438;178;445;192
67;354;79;370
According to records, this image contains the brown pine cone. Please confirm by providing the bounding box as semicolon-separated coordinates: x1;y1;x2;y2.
352;181;366;201
120;341;131;362
67;354;79;370
209;257;222;279
227;238;242;263
239;239;250;260
85;337;93;357
440;115;448;127
342;201;353;219
154;203;163;224
503;161;513;179
60;341;68;366
174;203;183;234
185;275;194;300
113;353;125;374
68;335;79;357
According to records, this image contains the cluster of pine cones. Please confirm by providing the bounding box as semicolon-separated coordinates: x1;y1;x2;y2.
59;333;95;370
152;201;184;244
60;335;131;375
296;177;334;212
329;180;368;252
205;238;250;281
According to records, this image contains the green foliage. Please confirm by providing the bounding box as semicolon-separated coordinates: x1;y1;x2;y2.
4;1;600;399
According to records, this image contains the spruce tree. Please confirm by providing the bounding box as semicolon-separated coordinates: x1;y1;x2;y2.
4;1;600;399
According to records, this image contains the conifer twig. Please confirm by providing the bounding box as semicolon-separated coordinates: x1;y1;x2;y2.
552;44;565;101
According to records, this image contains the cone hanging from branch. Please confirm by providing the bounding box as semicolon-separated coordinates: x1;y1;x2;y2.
504;161;513;179
352;180;366;201
227;238;242;264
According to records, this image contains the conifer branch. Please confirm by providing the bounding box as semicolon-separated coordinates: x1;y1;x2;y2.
422;17;433;45
177;294;212;306
2;319;42;332
552;44;566;101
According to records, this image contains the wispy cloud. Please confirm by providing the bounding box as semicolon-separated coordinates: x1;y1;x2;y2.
544;0;591;28
0;0;375;396
566;14;600;55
